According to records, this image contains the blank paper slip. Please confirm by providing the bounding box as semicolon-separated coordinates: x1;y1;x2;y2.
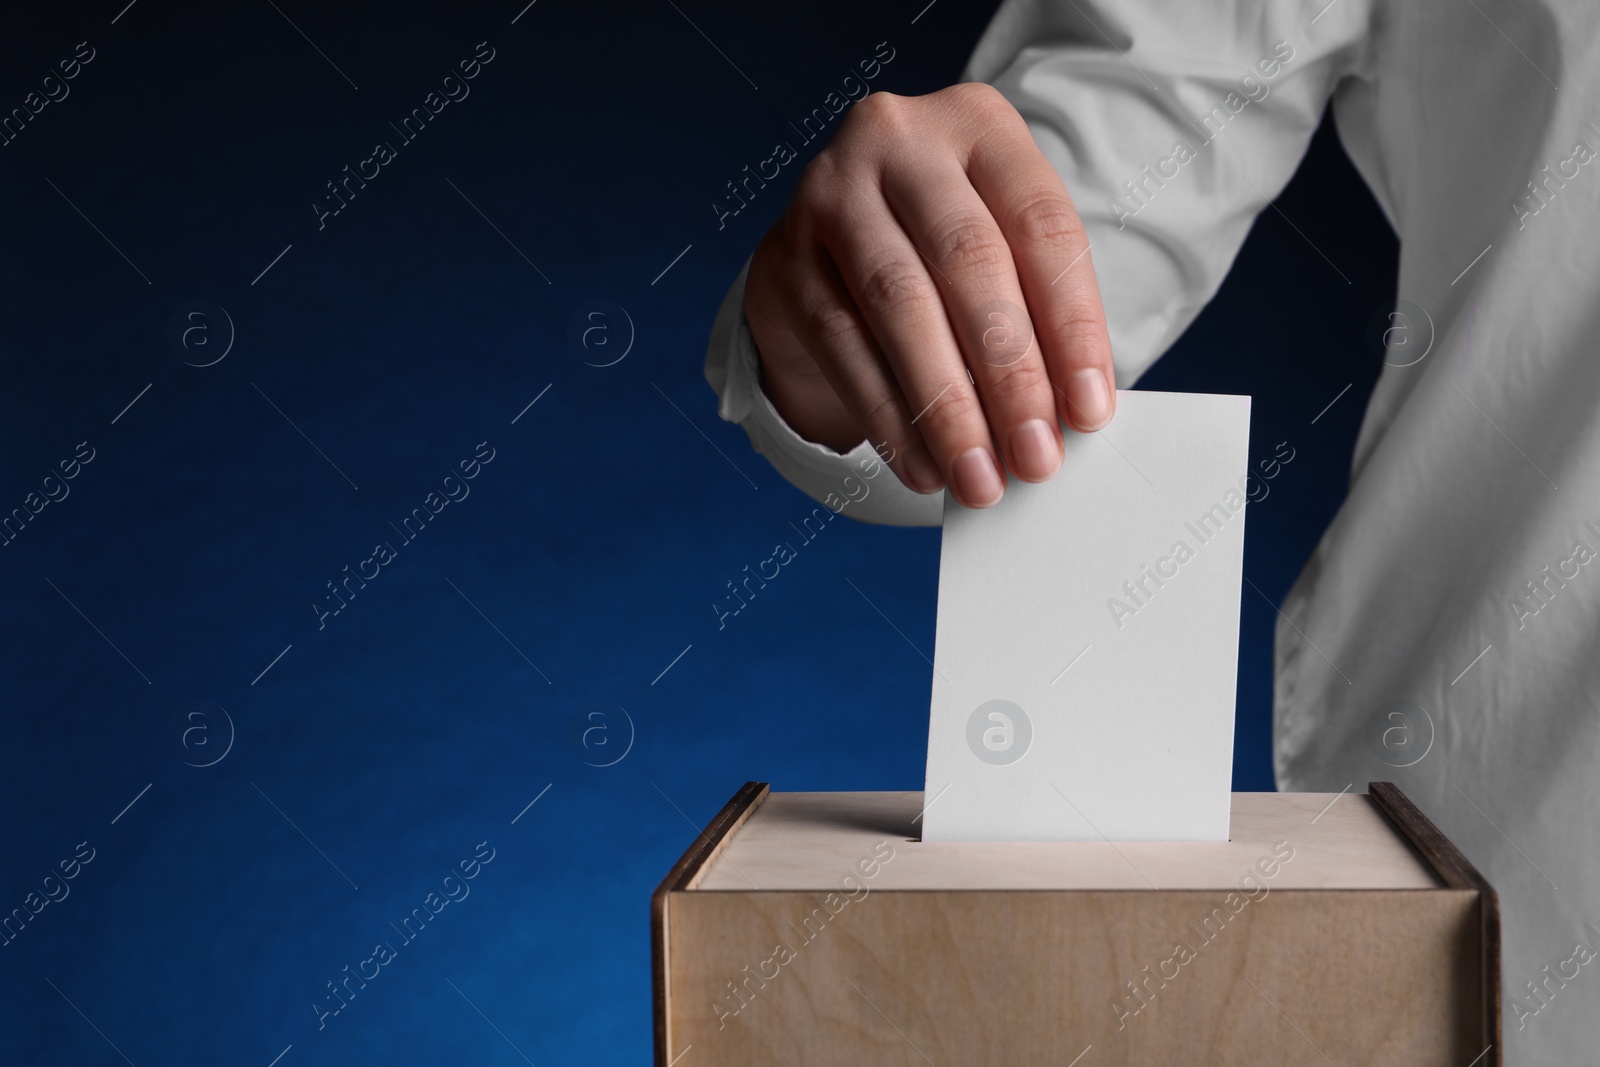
922;390;1252;843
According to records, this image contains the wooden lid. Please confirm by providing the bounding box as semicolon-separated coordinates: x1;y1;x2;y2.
692;789;1443;891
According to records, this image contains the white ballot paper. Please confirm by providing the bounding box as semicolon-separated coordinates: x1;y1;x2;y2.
922;390;1252;843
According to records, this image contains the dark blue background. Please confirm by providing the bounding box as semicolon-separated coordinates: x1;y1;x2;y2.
0;1;1393;1062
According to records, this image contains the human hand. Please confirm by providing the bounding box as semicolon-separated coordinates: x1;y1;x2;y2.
744;83;1116;509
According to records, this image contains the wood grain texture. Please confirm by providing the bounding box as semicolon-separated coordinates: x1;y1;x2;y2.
656;783;1497;1066
652;781;769;1067
695;790;1441;891
669;888;1483;1066
1368;781;1502;1067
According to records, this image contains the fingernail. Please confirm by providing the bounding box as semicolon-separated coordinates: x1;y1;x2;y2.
1066;368;1113;430
1009;418;1061;482
952;447;1003;507
902;448;943;493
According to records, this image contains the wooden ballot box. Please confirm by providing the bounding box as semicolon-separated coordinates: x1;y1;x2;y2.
652;782;1499;1067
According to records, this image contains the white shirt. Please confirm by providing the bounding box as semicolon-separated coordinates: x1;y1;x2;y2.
705;2;1599;1059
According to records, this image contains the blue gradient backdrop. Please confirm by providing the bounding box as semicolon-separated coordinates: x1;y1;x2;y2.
0;1;1394;1063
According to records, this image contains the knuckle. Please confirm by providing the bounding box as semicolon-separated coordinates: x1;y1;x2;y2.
945;81;1008;115
857;259;937;314
1009;192;1084;249
930;214;1010;276
1038;300;1106;343
985;356;1051;404
860;390;911;432
851;87;902;119
917;386;985;441
803;300;865;351
850;90;909;134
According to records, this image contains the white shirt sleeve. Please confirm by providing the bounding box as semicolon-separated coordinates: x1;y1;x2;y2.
703;0;1374;525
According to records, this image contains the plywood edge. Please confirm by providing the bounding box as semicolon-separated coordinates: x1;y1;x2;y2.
1368;781;1502;1067
651;781;770;1067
